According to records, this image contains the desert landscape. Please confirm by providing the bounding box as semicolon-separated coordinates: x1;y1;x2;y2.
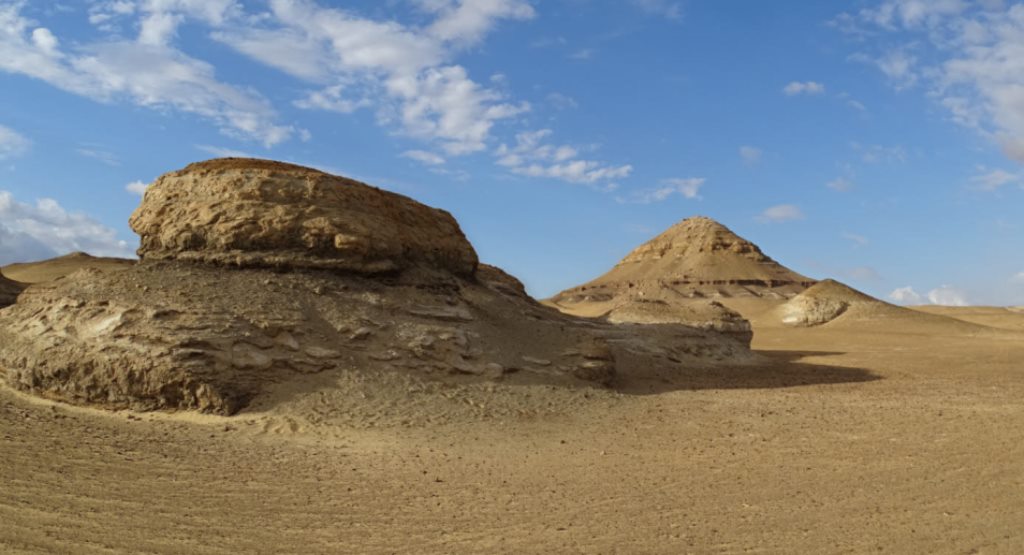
3;2;1024;553
1;158;1022;554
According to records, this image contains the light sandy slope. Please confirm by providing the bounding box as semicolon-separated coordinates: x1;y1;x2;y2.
772;279;1003;336
2;312;1024;554
911;305;1024;332
2;252;135;283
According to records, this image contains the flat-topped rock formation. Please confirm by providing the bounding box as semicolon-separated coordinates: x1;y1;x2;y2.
129;159;478;277
0;160;755;415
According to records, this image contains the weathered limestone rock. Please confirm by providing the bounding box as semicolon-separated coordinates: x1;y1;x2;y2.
129;158;478;276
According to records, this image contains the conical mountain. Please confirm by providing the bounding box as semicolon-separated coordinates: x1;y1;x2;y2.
551;216;816;303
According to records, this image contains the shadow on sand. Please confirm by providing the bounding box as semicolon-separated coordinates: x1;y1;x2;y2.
615;349;881;395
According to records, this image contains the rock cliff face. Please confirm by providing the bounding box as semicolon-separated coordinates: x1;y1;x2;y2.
0;272;23;307
0;159;754;415
129;159;478;277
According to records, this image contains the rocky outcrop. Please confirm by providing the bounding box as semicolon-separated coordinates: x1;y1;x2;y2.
0;272;24;307
778;279;889;327
0;159;755;415
605;299;753;345
129;159;478;277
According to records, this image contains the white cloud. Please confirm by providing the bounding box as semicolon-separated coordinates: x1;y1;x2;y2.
783;81;826;96
0;2;293;147
621;177;705;204
495;129;632;184
401;149;446;166
214;0;532;155
1011;271;1024;284
846;2;1024;163
927;284;969;306
125;180;149;196
76;147;120;166
0;190;135;264
0;124;30;159
631;0;682;20
827;177;854;192
757;204;804;223
739;145;762;165
889;286;923;304
423;0;535;46
970;167;1021;191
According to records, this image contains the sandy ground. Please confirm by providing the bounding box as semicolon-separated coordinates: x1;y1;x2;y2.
3;305;1024;553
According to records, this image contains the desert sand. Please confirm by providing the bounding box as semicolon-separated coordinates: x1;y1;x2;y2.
2;160;1023;554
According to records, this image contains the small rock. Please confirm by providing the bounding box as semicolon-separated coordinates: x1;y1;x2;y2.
305;346;340;359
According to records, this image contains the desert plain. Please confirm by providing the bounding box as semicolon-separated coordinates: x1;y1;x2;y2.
1;159;1023;554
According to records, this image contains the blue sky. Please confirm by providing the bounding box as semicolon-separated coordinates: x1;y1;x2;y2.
0;0;1022;305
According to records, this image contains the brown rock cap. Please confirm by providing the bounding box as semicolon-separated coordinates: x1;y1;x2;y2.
129;158;478;276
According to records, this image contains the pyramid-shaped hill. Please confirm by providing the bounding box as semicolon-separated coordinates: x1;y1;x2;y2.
776;279;997;333
0;159;756;416
552;216;816;304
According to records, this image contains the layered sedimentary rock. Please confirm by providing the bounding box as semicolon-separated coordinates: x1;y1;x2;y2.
552;216;815;302
129;159;478;276
0;159;753;415
547;216;819;345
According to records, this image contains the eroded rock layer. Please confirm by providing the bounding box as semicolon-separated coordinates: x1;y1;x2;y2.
129;159;478;276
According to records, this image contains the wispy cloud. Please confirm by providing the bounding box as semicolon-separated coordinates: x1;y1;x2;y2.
757;204;804;223
970;167;1021;191
783;81;826;96
827;177;854;192
0;124;30;160
401;149;446;166
619;177;705;204
631;0;683;20
196;144;253;158
76;147;120;167
496;129;631;185
0;2;295;147
840;2;1024;163
842;232;868;247
739;145;762;165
